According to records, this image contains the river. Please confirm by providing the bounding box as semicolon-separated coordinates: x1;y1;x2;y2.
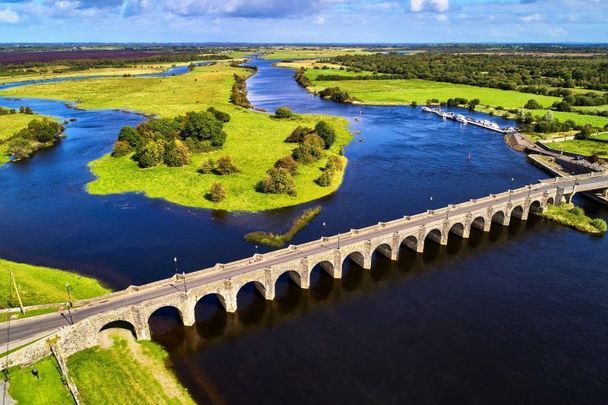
1;59;607;403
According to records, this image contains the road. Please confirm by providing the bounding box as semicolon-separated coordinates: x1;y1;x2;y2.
1;174;606;350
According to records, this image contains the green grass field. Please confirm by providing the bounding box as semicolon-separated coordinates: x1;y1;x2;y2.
263;47;372;60
546;139;608;157
302;68;608;129
68;337;194;404
2;63;352;211
0;258;110;308
590;132;608;141
8;356;73;404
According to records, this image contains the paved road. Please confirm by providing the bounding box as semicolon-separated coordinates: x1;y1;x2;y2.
2;174;607;349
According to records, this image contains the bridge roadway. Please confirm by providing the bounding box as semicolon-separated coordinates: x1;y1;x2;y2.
2;172;608;353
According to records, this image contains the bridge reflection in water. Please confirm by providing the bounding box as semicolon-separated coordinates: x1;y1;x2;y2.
147;214;549;403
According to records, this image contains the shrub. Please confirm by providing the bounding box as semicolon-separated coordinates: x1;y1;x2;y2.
274;106;293;119
591;218;607;232
315;170;333;187
292;134;325;164
274;156;299;175
206;182;227;202
285;126;314;143
112;140;132;157
257;168;297;196
118;126;142;148
318;87;353;103
182;111;225;145
575;125;594;140
137;141;165;168
315;121;336;149
213;155;240;175
207;106;231;123
7;138;34;160
28;119;63;143
163;139;191;167
326;155;344;171
524;99;542;109
198;159;215;174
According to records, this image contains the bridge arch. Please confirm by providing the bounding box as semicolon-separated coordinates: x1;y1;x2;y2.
448;222;466;237
401;235;419;252
194;292;232;313
273;269;302;288
547;197;555;205
511;205;525;220
425;228;443;245
371;242;393;260
471;216;487;231
342;250;367;269
145;304;184;325
491;210;506;225
99;319;138;340
529;200;543;214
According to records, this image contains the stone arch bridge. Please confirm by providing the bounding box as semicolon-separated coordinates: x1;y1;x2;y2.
4;172;608;363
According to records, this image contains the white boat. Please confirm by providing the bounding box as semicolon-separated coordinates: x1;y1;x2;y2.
456;114;467;124
421;106;433;113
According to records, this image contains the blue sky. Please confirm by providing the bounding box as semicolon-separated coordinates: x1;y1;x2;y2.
0;0;606;43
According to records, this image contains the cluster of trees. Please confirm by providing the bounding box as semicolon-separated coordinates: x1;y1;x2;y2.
230;74;251;108
444;97;480;111
328;53;608;91
198;156;240;175
19;106;33;114
516;110;580;134
295;68;312;88
318;87;355;103
6;118;64;160
256;121;339;197
0;107;16;115
112;107;230;168
315;156;344;187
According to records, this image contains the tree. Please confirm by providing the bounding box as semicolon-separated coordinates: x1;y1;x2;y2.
274;106;293;119
198;159;215;174
292;134;325;164
314;121;336;149
112;140;132;157
118;126;141;149
285;126;314;143
206;182;227;202
163;139;191;167
213;155;240;175
274;155;299;175
552;100;572;112
182;111;224;143
137;141;164;168
575;125;594;140
315;170;333;187
207;106;231;123
7;138;34;160
524;99;542;109
257;168;297;196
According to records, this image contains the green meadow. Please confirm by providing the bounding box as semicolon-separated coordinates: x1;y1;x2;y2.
0;258;109;308
2;63;352;211
263;47;372;60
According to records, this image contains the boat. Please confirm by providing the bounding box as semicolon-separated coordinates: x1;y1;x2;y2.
456;114;467;124
421;106;433;113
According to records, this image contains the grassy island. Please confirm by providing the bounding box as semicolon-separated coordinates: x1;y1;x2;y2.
0;258;109;309
245;206;321;248
541;203;607;234
1;63;352;211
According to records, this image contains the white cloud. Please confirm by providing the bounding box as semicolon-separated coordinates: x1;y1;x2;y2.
436;13;448;22
520;13;542;22
0;8;19;24
313;15;326;25
410;0;448;13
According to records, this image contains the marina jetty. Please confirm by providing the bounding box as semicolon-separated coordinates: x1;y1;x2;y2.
421;106;515;134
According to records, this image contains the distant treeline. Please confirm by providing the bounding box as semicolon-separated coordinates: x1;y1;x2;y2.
0;52;231;73
328;53;608;91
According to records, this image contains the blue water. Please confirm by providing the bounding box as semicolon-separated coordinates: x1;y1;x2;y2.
1;58;607;404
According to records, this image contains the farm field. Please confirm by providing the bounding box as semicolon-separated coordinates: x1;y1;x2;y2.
263;47;373;60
